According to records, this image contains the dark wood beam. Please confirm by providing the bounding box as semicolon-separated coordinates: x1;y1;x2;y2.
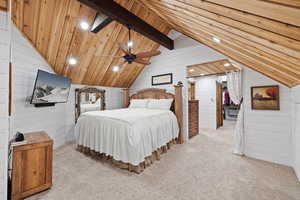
78;0;174;50
90;12;114;33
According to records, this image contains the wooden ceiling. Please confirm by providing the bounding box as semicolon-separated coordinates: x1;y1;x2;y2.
187;59;239;77
11;0;170;87
11;0;300;88
140;0;300;87
0;0;7;11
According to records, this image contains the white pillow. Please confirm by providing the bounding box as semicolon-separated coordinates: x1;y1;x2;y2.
129;99;149;108
148;99;173;110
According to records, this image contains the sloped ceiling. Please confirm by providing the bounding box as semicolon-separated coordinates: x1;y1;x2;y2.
0;0;7;11
141;0;300;87
11;0;171;87
187;59;239;77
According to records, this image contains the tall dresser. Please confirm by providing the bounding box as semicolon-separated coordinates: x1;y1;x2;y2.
188;100;199;138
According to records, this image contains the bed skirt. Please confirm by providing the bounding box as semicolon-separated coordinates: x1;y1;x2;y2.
76;138;178;174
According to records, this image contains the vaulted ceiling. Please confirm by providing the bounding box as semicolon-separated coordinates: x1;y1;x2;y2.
140;0;300;87
11;0;300;88
0;0;7;11
11;0;171;87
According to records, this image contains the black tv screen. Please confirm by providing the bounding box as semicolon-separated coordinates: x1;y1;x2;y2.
30;70;71;104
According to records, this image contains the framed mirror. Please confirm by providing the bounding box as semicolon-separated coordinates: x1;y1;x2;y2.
75;87;106;122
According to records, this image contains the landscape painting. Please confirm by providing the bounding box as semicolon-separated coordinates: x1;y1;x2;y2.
251;85;279;110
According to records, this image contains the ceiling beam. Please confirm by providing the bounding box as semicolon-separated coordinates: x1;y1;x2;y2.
78;0;174;50
90;12;114;33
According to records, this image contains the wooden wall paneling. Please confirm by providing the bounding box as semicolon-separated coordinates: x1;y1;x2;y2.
145;1;300;86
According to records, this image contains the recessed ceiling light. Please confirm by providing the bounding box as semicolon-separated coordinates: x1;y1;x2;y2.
212;37;221;43
189;69;195;72
112;66;119;72
79;21;90;31
224;63;230;67
127;41;133;48
68;57;77;66
200;73;205;76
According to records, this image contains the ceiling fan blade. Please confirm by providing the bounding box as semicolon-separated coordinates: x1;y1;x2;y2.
135;50;161;58
134;58;151;65
118;43;130;54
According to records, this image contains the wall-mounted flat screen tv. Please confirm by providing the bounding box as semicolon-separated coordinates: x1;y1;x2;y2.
30;70;71;105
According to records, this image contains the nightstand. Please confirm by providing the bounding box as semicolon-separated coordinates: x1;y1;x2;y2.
11;131;53;200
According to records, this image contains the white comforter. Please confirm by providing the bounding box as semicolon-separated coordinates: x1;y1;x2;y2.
80;104;101;113
75;108;179;166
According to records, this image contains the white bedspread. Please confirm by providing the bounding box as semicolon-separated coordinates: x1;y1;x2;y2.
75;108;179;166
80;104;101;113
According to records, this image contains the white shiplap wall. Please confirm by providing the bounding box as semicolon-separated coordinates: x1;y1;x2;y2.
131;35;225;142
195;76;219;130
0;11;9;200
292;86;300;180
243;67;293;166
11;25;123;148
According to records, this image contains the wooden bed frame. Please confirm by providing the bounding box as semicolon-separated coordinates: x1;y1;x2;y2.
77;85;183;173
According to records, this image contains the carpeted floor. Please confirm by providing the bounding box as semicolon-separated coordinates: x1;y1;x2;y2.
27;121;300;200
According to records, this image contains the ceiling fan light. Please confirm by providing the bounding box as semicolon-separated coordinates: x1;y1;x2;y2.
68;57;78;66
112;66;119;72
79;21;90;31
212;37;221;43
127;41;133;47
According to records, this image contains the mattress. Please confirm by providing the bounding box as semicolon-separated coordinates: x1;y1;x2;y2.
74;108;179;166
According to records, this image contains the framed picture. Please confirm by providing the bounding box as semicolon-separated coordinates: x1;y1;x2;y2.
152;73;173;86
251;85;280;110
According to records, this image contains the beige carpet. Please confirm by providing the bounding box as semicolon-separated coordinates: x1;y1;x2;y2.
27;121;300;200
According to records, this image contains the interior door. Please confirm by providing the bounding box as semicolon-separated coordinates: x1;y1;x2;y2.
216;82;223;128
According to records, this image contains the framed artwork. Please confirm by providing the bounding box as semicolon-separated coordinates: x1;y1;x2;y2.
152;73;173;86
251;85;280;110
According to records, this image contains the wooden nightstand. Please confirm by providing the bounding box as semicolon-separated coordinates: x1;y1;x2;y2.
11;131;53;200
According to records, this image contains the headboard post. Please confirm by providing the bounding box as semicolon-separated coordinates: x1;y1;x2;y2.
174;85;184;144
122;88;130;108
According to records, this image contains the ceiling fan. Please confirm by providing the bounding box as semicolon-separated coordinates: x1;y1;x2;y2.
95;26;161;66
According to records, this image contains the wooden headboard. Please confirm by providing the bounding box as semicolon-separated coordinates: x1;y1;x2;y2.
122;86;184;144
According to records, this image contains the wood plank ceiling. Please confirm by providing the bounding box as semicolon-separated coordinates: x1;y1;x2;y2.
0;0;7;11
11;0;171;87
140;0;300;87
187;59;239;77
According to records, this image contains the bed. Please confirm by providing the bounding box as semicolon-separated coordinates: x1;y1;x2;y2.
75;86;183;173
